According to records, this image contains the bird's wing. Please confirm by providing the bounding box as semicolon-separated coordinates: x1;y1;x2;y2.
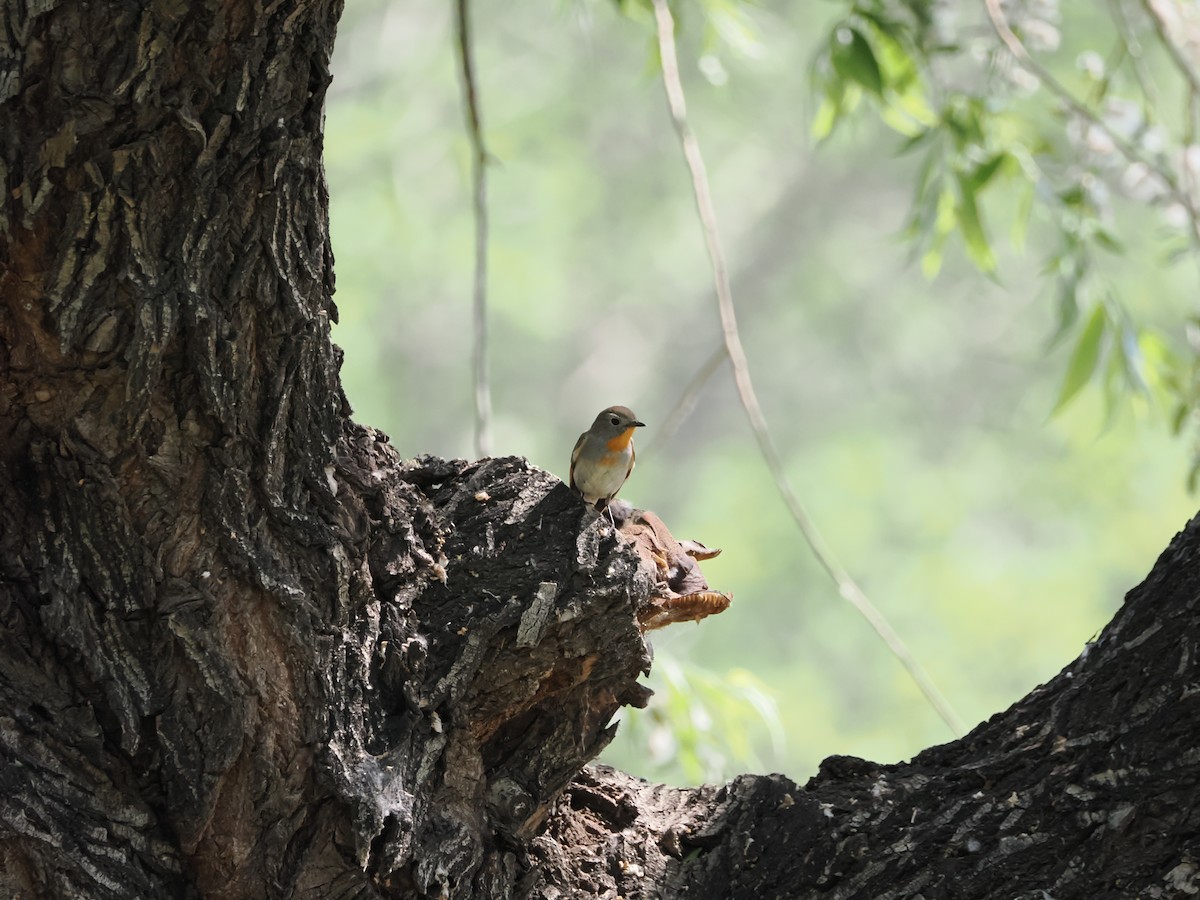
569;432;585;491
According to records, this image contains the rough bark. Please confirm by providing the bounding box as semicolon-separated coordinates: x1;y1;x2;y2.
3;2;1200;900
0;2;652;897
528;515;1200;899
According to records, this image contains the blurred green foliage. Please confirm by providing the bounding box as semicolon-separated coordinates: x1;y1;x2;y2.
613;657;784;784
810;0;1200;452
326;0;1199;786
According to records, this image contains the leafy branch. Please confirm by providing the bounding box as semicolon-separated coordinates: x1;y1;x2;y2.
812;0;1200;477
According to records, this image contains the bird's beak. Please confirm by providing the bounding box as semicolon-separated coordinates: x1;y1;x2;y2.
632;421;646;428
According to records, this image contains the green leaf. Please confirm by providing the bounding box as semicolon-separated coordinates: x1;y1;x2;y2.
860;15;917;87
904;152;941;240
941;97;985;146
912;149;938;201
879;101;929;136
1011;181;1035;250
1101;349;1125;428
970;153;1008;192
615;0;655;20
921;230;947;278
896;128;935;156
1137;330;1180;408
955;173;996;272
1058;184;1086;208
1053;304;1108;414
1171;402;1190;436
1048;271;1081;348
1045;250;1088;348
1117;322;1146;392
703;0;765;59
1093;228;1124;254
831;27;884;97
812;90;841;141
889;79;938;127
935;182;957;235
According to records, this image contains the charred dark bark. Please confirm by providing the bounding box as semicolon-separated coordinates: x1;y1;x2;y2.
3;2;1199;900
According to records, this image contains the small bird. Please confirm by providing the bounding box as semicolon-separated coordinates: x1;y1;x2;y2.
570;405;645;516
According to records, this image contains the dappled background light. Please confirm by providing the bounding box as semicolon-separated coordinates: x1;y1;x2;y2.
326;0;1197;785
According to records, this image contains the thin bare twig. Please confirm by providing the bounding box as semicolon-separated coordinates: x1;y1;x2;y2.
642;345;728;457
1139;0;1200;96
1135;0;1200;285
984;0;1200;247
1108;0;1161;112
644;167;818;457
985;0;1140;156
454;0;493;459
649;0;965;736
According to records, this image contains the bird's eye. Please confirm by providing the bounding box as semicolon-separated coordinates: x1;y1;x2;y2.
610;416;621;426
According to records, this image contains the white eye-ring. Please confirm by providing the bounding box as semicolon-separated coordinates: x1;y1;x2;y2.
610;416;621;426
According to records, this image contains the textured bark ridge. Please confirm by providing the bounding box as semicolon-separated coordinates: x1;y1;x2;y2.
1;0;346;896
335;450;655;897
528;515;1200;899
0;1;656;896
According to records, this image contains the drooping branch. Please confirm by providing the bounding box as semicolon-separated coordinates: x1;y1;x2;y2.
454;0;494;460
649;0;962;735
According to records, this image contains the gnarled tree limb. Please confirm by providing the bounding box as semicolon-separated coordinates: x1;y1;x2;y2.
528;515;1200;899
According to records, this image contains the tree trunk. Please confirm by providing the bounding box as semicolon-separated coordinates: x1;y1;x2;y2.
2;3;1198;899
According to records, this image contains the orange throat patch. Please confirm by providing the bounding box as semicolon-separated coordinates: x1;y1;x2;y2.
606;428;636;452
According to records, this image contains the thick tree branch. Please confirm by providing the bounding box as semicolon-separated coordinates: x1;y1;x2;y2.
530;513;1200;898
